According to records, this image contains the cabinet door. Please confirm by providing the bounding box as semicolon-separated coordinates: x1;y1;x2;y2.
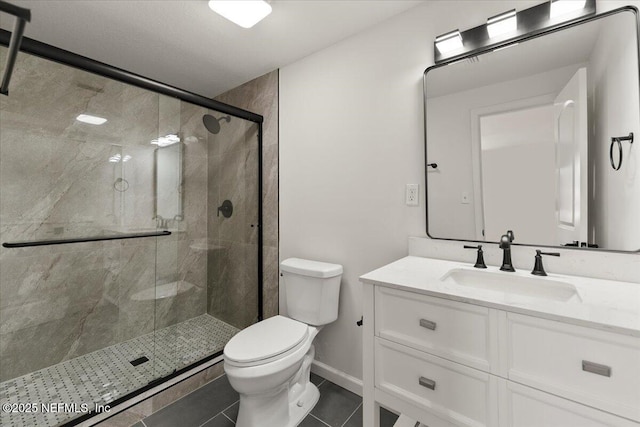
505;313;640;421
499;379;639;427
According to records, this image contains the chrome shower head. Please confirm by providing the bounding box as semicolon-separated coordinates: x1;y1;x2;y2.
203;114;231;134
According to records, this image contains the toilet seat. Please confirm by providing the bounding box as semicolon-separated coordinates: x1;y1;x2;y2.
224;315;309;367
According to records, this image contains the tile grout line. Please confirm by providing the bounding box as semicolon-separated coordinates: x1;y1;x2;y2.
221;412;236;424
196;414;218;427
220;399;239;425
340;401;363;427
195;399;239;427
309;413;332;427
220;399;240;415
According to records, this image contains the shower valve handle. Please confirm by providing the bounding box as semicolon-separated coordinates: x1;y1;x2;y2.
217;200;233;218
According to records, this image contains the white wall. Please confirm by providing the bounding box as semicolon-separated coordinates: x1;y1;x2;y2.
279;0;640;384
588;9;640;251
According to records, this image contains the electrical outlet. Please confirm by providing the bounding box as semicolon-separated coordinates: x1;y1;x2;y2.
406;184;419;206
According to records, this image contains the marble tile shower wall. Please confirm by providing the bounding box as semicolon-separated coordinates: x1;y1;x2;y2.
0;53;207;382
206;117;260;329
213;70;279;321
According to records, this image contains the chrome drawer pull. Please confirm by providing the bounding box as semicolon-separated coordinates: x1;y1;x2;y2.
582;360;611;377
419;319;436;330
418;376;436;390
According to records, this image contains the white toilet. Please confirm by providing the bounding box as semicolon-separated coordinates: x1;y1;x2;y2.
223;258;343;427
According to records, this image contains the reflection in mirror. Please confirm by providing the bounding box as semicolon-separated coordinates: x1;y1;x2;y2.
154;142;183;226
425;8;640;252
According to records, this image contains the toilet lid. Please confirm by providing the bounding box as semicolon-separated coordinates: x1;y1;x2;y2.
224;315;309;365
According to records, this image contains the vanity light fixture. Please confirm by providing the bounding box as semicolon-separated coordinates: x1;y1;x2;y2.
433;0;594;64
487;10;517;39
550;0;588;19
435;30;463;54
208;0;272;29
151;134;181;147
76;114;107;125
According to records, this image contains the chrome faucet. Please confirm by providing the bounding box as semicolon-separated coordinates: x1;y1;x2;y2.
499;230;515;272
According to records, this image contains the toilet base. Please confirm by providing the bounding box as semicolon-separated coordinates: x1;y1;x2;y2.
289;382;320;427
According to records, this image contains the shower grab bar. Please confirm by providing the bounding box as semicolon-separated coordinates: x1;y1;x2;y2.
2;230;171;248
0;0;31;96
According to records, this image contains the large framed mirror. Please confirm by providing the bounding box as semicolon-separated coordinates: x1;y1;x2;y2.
425;7;640;252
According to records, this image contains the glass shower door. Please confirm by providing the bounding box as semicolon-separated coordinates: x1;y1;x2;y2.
206;113;260;331
0;41;262;427
0;47;169;426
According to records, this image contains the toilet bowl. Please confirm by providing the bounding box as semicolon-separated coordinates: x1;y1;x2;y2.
224;258;342;427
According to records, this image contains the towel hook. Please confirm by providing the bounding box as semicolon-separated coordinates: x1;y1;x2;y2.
610;132;633;171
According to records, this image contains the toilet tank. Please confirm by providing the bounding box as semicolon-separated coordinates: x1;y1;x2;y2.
280;258;343;326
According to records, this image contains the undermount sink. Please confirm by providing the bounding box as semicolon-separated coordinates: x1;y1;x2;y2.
440;268;581;302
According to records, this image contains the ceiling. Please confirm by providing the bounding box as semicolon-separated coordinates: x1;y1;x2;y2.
0;0;423;98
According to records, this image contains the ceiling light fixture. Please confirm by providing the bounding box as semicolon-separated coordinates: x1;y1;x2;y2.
76;114;107;125
208;0;272;29
550;0;588;19
487;10;517;39
435;30;463;54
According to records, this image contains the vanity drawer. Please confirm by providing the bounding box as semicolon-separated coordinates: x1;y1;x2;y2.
499;379;639;427
375;338;499;427
375;286;498;372
506;313;640;422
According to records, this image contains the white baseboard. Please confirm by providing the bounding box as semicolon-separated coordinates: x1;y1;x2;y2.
311;360;362;397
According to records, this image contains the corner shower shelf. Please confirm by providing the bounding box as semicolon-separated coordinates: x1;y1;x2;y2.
1;230;171;248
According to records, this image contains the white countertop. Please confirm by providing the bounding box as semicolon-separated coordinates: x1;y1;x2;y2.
360;256;640;337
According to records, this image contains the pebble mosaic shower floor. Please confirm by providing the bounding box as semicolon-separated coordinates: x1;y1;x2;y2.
0;314;239;427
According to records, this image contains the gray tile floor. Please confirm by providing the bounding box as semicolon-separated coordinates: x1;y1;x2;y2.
133;372;398;427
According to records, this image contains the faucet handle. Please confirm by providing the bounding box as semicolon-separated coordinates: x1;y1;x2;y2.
531;249;560;276
464;244;487;269
506;230;515;242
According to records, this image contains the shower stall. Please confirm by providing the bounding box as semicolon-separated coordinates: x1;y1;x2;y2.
0;32;262;427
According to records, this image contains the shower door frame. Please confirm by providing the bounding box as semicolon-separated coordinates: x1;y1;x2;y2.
0;29;264;426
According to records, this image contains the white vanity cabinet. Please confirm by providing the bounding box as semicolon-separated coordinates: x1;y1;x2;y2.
361;258;640;427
